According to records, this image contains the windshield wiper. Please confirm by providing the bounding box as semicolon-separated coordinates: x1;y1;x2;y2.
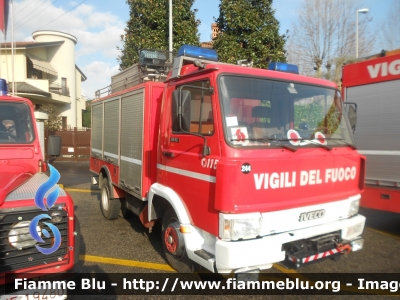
321;138;357;150
280;138;332;151
230;138;266;143
230;137;297;152
306;139;332;151
230;136;336;152
266;137;297;152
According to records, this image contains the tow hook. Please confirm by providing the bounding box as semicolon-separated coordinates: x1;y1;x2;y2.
337;243;352;254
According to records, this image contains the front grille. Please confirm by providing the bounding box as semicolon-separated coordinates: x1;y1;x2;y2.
0;206;69;273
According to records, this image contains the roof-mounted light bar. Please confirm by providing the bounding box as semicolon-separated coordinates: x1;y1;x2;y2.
139;49;169;66
268;62;299;74
177;45;219;62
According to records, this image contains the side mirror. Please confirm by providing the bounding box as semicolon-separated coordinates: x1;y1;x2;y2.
172;89;191;132
48;135;61;163
344;102;357;132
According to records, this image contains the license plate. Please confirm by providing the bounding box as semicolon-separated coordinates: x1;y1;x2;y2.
0;288;66;300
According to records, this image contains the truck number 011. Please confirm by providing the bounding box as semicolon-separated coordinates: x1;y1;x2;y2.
201;158;219;169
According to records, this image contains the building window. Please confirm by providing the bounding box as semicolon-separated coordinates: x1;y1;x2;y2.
62;78;68;96
27;61;43;79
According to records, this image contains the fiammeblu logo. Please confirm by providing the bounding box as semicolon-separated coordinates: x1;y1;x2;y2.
28;164;62;255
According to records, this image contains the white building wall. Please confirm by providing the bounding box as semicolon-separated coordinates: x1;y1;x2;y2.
0;49;27;82
32;31;78;128
0;31;86;128
75;69;84;128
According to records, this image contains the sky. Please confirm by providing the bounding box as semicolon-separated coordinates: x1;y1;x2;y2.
3;0;396;100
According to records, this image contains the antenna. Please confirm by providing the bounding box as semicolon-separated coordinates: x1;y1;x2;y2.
11;0;15;95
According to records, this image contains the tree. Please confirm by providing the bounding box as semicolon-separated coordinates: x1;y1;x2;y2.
213;0;287;67
82;100;92;128
41;104;62;131
287;0;374;85
118;0;200;70
381;0;400;51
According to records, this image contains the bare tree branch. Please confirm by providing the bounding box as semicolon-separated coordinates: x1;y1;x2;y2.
381;0;400;51
286;0;374;85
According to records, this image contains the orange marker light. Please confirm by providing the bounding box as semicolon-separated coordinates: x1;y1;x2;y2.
180;225;191;233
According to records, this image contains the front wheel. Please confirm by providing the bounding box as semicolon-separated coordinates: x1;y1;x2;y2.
161;208;194;273
100;177;120;220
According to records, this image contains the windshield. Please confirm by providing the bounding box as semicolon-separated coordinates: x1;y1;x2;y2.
0;102;35;144
219;75;354;149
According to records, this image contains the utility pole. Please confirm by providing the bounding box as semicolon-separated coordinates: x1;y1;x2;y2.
169;0;173;61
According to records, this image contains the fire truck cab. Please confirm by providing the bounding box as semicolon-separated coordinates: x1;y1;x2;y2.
0;79;78;291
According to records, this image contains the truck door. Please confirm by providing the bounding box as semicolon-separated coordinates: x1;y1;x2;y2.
160;79;221;233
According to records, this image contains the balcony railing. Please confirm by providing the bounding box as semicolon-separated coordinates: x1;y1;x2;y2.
50;82;70;97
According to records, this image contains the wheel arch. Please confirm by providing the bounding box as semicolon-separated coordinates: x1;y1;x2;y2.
99;166;111;190
99;166;125;199
148;183;192;224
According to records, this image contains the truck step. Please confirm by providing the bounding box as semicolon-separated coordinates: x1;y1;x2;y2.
194;249;215;261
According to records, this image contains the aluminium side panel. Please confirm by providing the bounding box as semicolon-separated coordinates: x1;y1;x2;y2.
347;79;400;186
104;99;119;164
91;102;103;158
120;88;145;198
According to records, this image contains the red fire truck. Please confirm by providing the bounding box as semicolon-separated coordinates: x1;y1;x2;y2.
91;45;366;275
0;79;78;295
342;49;400;213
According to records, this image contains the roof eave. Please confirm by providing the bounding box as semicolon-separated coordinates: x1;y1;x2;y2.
75;64;87;81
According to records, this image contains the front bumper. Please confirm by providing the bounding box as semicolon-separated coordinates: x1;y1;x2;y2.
215;214;365;273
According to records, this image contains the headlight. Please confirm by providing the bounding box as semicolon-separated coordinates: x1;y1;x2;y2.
219;213;260;241
51;212;63;223
348;199;360;217
8;221;41;249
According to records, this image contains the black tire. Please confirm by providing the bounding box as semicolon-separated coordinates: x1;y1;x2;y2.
161;207;194;273
100;177;120;220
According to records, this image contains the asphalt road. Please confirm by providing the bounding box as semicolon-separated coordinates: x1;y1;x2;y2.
52;161;400;299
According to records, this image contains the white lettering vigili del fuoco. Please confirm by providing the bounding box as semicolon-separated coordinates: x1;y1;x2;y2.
254;167;357;190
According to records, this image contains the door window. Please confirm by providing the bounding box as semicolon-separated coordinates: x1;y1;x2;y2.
173;80;214;135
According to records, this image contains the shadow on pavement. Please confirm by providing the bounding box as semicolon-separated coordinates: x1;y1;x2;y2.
52;161;91;190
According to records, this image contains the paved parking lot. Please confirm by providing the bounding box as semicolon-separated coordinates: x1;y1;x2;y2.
53;161;400;299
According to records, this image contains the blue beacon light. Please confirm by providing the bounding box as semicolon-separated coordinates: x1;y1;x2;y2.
0;78;8;96
177;45;219;62
268;62;299;74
